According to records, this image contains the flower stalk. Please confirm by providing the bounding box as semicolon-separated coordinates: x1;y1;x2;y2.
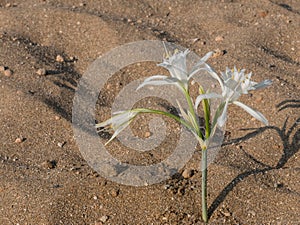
201;147;208;223
199;85;210;223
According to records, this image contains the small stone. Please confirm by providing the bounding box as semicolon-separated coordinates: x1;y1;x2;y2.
191;38;200;44
15;137;25;143
259;11;268;18
5;3;11;7
42;160;57;169
255;95;263;103
57;141;66;148
56;55;64;63
215;35;224;42
36;68;47;76
248;210;256;217
223;212;231;217
144;131;151;138
99;215;109;223
110;189;119;197
0;66;5;72
55;116;61;120
93;195;98;200
164;184;170;190
182;168;194;179
212;49;226;58
94;221;103;225
4;69;13;77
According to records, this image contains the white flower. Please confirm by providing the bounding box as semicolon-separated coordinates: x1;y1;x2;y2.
96;110;139;145
195;67;272;127
137;49;214;92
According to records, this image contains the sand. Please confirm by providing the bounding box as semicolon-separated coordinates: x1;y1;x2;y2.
0;0;299;224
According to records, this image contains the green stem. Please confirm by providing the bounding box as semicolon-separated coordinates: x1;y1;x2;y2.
132;108;192;131
201;148;208;223
199;86;211;139
183;88;203;140
199;86;210;223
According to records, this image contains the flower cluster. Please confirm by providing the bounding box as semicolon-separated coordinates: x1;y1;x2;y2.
96;48;272;223
97;49;271;148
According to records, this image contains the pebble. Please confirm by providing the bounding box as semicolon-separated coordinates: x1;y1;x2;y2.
259;11;268;18
15;137;25;143
255;95;263;103
223;212;231;217
110;189;119;197
57;141;66;148
144;131;151;138
42;160;57;169
212;49;226;58
164;184;171;190
36;68;47;76
248;210;256;217
0;66;5;72
69;167;80;171
94;221;103;225
191;38;200;44
182;168;194;179
56;55;64;63
5;3;17;7
99;215;109;223
215;35;224;42
4;69;13;77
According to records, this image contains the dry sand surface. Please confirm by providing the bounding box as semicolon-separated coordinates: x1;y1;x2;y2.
0;0;299;224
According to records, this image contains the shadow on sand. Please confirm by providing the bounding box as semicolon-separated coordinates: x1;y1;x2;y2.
208;99;300;219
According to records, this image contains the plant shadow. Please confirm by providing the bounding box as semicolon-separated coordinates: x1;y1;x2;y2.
208;99;300;219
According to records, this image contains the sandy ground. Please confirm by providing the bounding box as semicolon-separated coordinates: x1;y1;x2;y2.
0;0;299;224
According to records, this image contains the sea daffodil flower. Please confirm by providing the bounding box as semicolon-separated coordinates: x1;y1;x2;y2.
195;67;272;128
137;49;214;92
96;110;140;145
96;108;189;145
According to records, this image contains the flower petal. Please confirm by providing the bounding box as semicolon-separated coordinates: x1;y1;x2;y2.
143;75;169;82
95;118;112;128
136;75;174;90
176;100;190;123
195;92;222;109
189;64;214;79
233;101;269;125
189;51;214;77
217;100;229;127
206;69;225;91
252;79;272;90
105;120;131;145
201;51;214;62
